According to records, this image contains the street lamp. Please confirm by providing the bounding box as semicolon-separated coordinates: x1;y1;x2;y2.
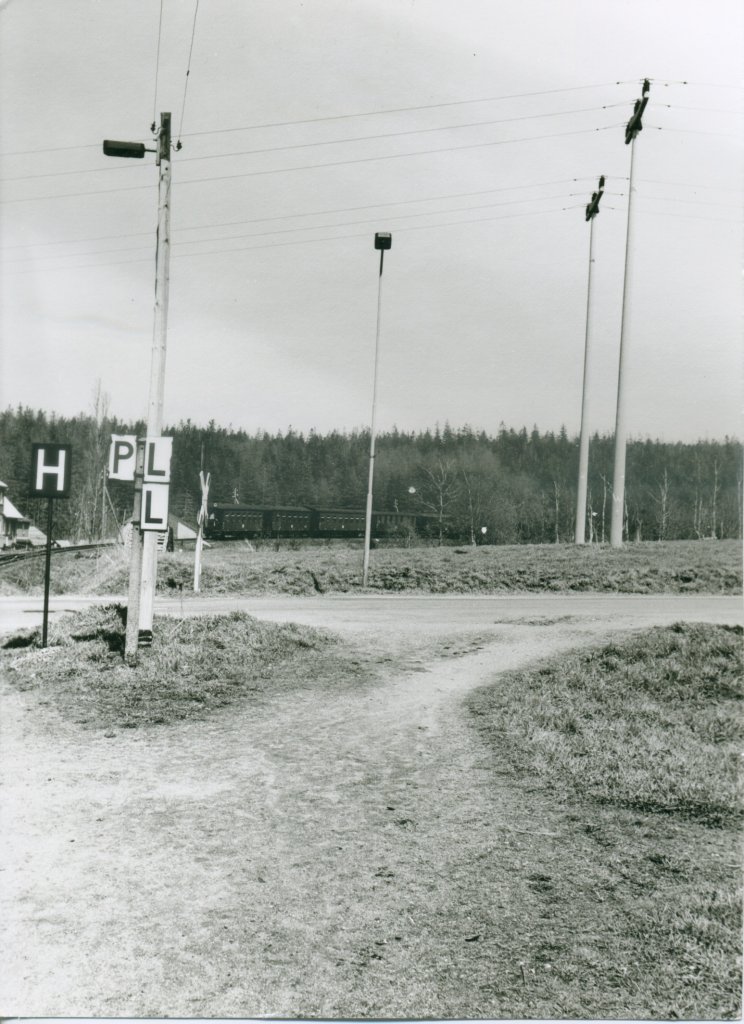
362;232;392;587
103;113;172;662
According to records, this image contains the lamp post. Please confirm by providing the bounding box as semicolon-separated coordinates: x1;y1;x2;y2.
362;232;392;587
103;112;172;661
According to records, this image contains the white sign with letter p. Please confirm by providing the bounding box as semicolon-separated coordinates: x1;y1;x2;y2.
108;435;137;481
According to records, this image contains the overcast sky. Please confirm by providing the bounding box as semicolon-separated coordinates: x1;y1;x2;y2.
1;0;741;441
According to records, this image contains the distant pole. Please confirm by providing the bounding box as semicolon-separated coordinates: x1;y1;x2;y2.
362;232;392;587
139;111;172;642
611;80;650;548
575;175;605;544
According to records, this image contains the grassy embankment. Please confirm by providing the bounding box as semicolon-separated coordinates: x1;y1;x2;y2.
1;537;741;595
2;605;370;730
466;621;743;1018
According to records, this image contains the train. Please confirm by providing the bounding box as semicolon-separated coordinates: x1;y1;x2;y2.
204;503;439;541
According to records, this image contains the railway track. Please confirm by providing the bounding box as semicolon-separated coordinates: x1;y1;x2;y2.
0;541;116;568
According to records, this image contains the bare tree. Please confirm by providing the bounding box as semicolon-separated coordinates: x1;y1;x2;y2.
416;457;460;545
649;468;670;541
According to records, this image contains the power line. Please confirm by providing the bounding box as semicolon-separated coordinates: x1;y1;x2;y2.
175;105;626;166
2;204;571;274
1;177;588;252
0;81;637;159
646;125;741;139
0;105;625;183
177;0;201;144
152;0;165;128
181;81;638;139
0;123;621;204
1;192;577;266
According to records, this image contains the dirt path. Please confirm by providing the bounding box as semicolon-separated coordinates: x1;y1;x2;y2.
0;612;718;1016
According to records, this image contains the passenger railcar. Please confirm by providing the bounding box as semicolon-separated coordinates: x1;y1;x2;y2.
204;503;438;541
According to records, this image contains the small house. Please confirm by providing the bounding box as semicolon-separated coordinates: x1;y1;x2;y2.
0;481;31;549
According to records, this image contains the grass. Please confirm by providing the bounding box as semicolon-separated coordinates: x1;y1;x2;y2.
1;604;375;731
466;622;743;1016
2;537;741;596
2;612;742;1017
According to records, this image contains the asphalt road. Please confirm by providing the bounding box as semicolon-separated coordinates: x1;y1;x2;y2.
0;592;741;640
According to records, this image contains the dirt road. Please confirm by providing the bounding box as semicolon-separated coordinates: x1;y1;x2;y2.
0;597;740;1016
1;591;741;637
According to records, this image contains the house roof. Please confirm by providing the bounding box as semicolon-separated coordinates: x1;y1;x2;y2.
2;496;30;523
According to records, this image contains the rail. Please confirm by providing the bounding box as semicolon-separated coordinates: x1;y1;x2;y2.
0;541;117;568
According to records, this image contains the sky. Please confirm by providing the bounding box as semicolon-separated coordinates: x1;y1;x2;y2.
1;0;742;442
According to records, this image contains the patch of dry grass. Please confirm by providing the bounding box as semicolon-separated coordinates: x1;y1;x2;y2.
2;538;740;596
465;622;743;1017
2;604;374;731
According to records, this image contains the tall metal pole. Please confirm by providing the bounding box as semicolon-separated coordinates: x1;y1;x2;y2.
610;138;638;547
362;233;391;587
611;80;649;548
575;177;604;544
138;112;172;642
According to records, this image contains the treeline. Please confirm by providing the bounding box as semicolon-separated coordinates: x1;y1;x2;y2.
1;405;741;544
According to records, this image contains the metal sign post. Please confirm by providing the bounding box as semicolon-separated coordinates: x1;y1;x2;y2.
30;443;72;647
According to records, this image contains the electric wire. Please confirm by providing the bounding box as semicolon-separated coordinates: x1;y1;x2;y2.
5;192;575;265
152;0;165;127
1;104;626;184
0;123;622;204
6;80;736;160
646;125;741;139
180;81;639;139
1;177;592;253
2;204;572;274
177;0;201;144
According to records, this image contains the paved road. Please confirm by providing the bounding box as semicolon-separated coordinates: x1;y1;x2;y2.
1;592;741;639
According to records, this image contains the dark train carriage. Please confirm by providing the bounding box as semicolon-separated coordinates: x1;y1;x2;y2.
270;506;313;536
205;503;267;538
310;508;367;538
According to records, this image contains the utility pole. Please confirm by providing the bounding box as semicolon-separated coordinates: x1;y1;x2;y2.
575;175;605;544
139;112;173;643
103;112;173;659
362;232;392;587
611;80;650;548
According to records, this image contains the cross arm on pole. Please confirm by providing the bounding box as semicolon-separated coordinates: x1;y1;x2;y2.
585;175;606;221
625;79;651;145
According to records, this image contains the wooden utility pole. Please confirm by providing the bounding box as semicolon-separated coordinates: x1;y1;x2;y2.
575;176;604;544
139;112;172;643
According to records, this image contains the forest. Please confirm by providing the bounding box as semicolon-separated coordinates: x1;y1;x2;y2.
1;404;741;546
